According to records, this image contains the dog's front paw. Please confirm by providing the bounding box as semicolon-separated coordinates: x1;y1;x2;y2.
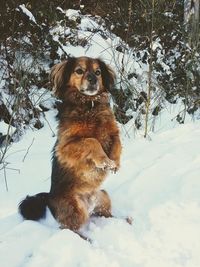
109;159;120;174
95;157;116;171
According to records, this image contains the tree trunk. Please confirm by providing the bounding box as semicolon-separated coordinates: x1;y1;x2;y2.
184;0;199;47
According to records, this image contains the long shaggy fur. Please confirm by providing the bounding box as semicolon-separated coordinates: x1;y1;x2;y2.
19;56;121;232
19;193;48;220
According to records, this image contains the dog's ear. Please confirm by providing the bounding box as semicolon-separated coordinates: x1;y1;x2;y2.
97;59;116;92
50;57;76;99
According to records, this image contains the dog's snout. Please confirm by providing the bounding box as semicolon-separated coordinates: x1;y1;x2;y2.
87;73;97;85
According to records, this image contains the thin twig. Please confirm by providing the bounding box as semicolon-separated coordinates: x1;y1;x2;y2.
22;138;35;162
43;112;56;137
144;0;155;138
3;164;8;192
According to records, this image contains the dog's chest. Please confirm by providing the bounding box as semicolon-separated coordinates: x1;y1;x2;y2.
90;120;113;155
82;112;112;140
66;107;115;153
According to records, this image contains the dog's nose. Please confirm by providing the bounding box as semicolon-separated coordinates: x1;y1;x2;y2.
87;73;97;85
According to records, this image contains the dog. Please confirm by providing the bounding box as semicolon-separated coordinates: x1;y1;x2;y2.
19;56;122;234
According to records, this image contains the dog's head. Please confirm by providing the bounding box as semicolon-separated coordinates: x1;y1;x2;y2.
50;57;115;100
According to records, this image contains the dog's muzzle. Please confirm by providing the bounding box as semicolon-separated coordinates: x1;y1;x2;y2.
80;72;99;96
87;73;97;85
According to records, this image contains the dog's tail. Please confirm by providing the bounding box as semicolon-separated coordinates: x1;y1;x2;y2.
18;192;49;220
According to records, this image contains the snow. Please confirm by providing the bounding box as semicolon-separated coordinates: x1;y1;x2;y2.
66;9;80;20
18;5;37;24
0;109;200;267
1;7;200;267
152;38;162;51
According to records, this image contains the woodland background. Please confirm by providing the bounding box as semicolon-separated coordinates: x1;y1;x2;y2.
0;0;200;166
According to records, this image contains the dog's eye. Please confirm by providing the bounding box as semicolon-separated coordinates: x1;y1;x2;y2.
95;69;101;76
75;68;84;75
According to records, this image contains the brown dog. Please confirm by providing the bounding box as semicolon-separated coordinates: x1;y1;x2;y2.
19;56;122;234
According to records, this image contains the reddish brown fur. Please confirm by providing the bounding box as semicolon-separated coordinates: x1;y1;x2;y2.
19;56;122;233
48;57;121;230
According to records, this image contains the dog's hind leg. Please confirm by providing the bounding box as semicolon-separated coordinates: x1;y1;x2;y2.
92;190;112;218
92;190;133;225
49;194;89;231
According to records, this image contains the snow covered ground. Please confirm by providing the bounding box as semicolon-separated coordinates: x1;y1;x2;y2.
1;7;200;267
0;108;200;267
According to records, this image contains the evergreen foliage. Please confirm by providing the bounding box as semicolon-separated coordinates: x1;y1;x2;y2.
0;0;199;146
